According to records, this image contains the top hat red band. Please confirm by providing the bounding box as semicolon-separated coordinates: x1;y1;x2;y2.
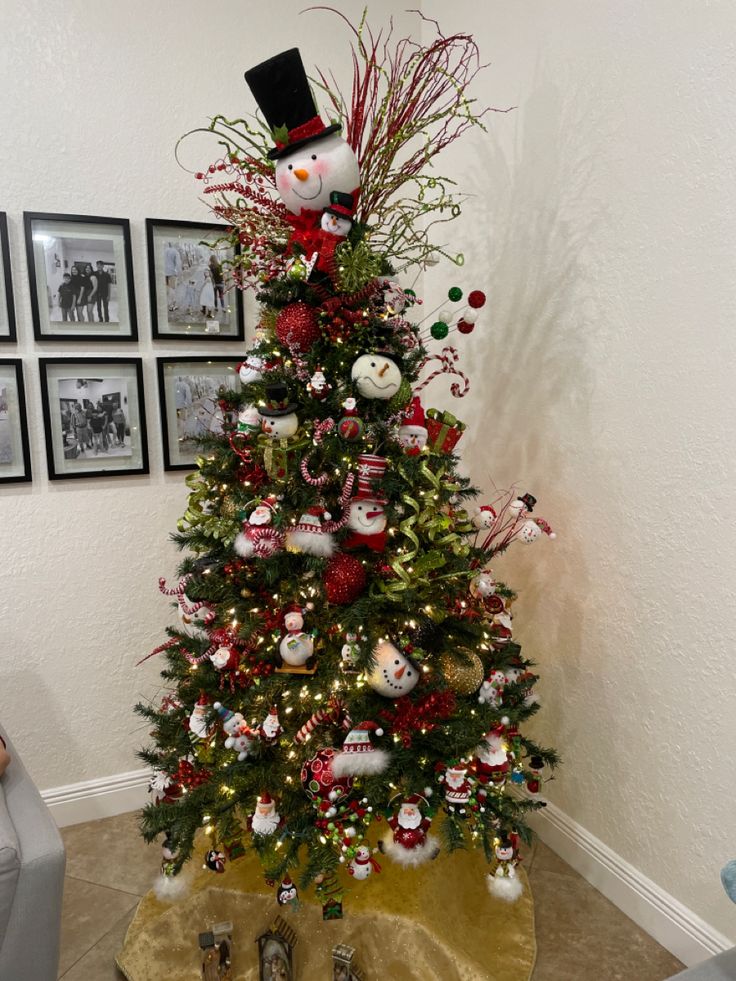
275;115;327;150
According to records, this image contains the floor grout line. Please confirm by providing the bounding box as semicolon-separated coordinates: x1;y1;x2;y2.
63;871;147;899
58;905;136;980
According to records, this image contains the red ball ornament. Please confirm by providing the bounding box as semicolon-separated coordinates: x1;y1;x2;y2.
301;747;354;802
457;319;475;335
276;302;321;352
468;290;486;309
324;554;367;604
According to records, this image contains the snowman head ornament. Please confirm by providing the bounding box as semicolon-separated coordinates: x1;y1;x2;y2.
367;638;421;698
351;353;402;400
260;383;298;439
244;48;359;215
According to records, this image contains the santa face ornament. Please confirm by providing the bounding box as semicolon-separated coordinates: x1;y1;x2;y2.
367;639;420;697
275;133;359;215
351;354;402;400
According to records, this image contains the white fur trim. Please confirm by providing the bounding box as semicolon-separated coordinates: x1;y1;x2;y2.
487;871;524;902
285;529;336;557
382;833;439;868
233;532;255;558
154;871;189;901
332;748;389;778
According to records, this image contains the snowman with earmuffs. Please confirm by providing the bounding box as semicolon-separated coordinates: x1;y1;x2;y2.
244;48;360;278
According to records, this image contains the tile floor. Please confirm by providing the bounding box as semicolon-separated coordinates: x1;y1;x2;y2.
58;811;685;980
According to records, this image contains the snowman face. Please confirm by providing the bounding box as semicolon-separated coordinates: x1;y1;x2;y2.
470;572;495;598
519;520;542;544
222;711;244;735
472;508;496;530
321;211;352;236
284;612;304;632
348;498;386;535
275;133;359;215
351;354;402;399
239;359;263;385
398;425;428;450
261;412;298;439
367;639;420;697
496;844;514;861
489;670;506;687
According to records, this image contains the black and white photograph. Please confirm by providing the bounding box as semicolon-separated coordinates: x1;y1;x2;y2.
146;219;244;340
0;213;17;342
24;213;138;341
157;357;240;470
0;359;31;482
40;358;148;479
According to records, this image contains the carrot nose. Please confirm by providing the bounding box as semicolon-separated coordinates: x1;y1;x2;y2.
378;362;389;377
394;664;406;679
293;168;309;181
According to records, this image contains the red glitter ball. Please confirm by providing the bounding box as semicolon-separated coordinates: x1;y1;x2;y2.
457;320;475;335
467;290;486;309
324;553;367;604
275;302;321;352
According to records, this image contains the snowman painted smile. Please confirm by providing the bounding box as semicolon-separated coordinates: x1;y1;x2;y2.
380;658;415;693
290;172;323;201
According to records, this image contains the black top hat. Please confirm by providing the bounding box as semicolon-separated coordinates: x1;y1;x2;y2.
244;48;342;160
324;190;355;219
260;383;297;417
520;493;537;512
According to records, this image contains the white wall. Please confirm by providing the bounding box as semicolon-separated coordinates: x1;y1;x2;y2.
421;0;736;946
0;0;409;786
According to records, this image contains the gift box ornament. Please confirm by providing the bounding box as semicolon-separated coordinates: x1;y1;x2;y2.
425;408;466;453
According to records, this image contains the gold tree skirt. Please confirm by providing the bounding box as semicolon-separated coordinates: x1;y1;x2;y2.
116;847;536;980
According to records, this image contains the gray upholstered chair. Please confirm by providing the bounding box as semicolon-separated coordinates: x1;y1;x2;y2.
670;949;736;979
0;724;66;980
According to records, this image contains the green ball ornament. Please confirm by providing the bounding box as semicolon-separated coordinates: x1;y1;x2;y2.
448;286;463;302
431;320;449;340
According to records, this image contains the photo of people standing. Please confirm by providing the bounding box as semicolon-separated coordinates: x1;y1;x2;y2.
44;238;118;324
150;222;239;337
57;377;131;460
173;373;228;450
0;383;11;464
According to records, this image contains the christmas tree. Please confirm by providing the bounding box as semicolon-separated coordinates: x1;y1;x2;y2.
137;12;558;910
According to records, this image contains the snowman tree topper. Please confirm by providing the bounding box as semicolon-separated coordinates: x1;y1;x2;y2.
244;48;360;264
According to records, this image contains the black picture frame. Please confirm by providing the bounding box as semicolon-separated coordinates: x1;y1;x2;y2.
0;359;31;483
156;356;241;471
39;357;149;480
0;214;17;343
24;212;138;342
146;218;244;341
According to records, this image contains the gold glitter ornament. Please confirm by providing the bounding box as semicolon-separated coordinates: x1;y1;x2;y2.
221;498;238;520
438;652;484;695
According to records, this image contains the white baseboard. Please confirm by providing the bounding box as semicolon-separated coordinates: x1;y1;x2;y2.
42;768;150;828
528;798;734;968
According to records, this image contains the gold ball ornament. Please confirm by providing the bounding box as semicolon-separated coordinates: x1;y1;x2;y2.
439;652;484;695
220;498;239;520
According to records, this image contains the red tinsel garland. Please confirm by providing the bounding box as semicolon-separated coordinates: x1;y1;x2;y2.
378;690;457;747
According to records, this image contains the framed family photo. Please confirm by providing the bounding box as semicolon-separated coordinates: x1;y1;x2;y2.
0;214;17;343
146;219;244;340
157;356;240;470
0;360;31;483
39;358;149;479
24;212;138;341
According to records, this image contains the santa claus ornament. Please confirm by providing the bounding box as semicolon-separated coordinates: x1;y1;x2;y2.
244;48;360;268
397;397;428;455
233;495;282;559
307;368;331;400
285;506;336;557
442;763;472;813
259;706;283;743
278;605;316;669
382;795;439;867
332;721;389;778
249;792;282;837
188;694;211;741
366;638;421;698
473;730;510;789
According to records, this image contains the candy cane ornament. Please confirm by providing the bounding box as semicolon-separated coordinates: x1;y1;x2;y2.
414;346;470;398
294;698;351;745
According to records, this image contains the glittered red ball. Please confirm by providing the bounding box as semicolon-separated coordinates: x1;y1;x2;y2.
324;554;367;604
301;747;354;802
468;290;486;309
457;319;475;335
276;302;321;352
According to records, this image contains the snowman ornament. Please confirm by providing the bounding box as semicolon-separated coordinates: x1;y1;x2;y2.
349;845;380;881
244;48;360;268
260;383;299;440
279;605;314;667
366;639;421;698
397;397;428;455
237;355;264;386
343;493;387;552
351;353;402;400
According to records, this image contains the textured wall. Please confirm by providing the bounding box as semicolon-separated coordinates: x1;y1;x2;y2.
421;0;736;943
0;0;407;787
